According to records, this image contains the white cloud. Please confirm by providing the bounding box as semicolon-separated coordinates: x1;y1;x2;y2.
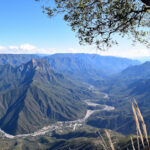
0;43;98;55
99;44;150;59
0;46;6;50
0;43;150;59
20;44;36;51
8;46;19;50
0;44;55;54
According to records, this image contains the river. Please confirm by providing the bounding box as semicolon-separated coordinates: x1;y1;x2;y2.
0;84;114;139
0;100;115;139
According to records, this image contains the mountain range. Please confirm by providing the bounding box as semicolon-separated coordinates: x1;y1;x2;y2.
45;53;140;82
0;53;149;147
0;54;40;66
0;59;90;135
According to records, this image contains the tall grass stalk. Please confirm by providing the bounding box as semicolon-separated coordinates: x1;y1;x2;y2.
98;131;108;150
137;131;140;150
131;136;136;150
132;103;145;148
105;130;115;150
134;99;149;147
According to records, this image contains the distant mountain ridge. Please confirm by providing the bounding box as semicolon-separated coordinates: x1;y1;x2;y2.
0;54;139;77
119;61;150;107
45;53;140;82
118;61;150;80
0;54;40;66
95;61;150;93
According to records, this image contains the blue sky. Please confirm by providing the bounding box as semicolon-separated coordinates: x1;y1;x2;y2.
0;0;77;48
0;0;150;59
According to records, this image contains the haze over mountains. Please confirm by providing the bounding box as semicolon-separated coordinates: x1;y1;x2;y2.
0;53;141;135
100;61;150;96
0;53;150;149
0;54;40;66
45;53;139;81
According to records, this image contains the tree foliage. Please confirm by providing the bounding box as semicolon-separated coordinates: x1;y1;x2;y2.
37;0;150;49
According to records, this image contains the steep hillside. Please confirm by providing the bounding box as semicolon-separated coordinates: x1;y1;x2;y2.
117;61;150;80
0;59;88;135
87;61;150;135
94;61;150;95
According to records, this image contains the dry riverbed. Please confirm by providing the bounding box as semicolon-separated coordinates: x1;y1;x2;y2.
0;88;115;139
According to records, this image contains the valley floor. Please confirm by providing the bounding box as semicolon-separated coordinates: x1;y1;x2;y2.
0;95;115;139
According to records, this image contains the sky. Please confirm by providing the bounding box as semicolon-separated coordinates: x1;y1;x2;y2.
0;0;150;59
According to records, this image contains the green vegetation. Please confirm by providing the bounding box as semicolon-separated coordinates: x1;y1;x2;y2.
0;128;125;150
86;61;150;135
0;54;150;149
0;59;93;135
39;0;150;49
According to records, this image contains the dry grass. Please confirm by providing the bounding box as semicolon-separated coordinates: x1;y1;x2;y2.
131;136;135;150
137;131;140;150
134;99;149;147
97;99;150;150
131;99;150;150
132;102;145;148
98;131;108;150
105;130;115;150
98;130;116;150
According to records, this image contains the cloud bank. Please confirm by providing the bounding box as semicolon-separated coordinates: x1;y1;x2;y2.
0;44;55;54
0;43;150;59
